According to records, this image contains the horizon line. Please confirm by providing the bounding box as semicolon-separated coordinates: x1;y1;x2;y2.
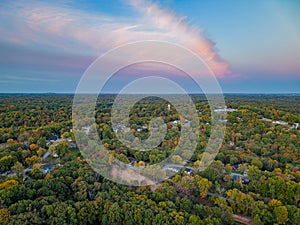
0;92;300;95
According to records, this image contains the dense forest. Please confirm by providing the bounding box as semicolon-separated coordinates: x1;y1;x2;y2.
0;94;299;225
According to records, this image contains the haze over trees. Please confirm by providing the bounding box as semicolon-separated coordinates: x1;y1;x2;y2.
0;94;299;224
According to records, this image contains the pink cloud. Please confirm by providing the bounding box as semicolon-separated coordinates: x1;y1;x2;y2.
0;0;230;78
128;0;230;77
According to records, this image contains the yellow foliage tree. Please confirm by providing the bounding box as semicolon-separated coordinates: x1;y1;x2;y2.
25;155;42;167
0;208;10;225
0;179;19;190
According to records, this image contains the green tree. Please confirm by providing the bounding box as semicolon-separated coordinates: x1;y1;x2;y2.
0;155;16;172
196;177;212;198
12;161;24;178
251;158;263;169
104;203;122;225
274;206;289;224
0;208;10;225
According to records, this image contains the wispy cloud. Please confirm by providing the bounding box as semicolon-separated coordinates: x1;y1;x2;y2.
0;0;230;78
0;74;57;83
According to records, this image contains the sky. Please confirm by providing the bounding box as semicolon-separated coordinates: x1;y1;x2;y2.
0;0;299;93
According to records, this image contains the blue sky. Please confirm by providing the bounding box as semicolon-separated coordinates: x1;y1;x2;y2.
0;0;299;93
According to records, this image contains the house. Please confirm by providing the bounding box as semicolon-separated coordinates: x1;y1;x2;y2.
171;120;180;125
184;167;193;176
260;117;272;122
113;124;131;133
228;141;235;147
290;123;299;130
273;120;288;126
231;164;239;171
69;142;77;148
23;176;35;182
236;117;243;122
214;106;237;114
65;139;77;148
275;173;295;180
40;163;55;175
220;119;228;123
0;170;16;178
162;165;194;176
230;171;250;184
48;135;59;142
